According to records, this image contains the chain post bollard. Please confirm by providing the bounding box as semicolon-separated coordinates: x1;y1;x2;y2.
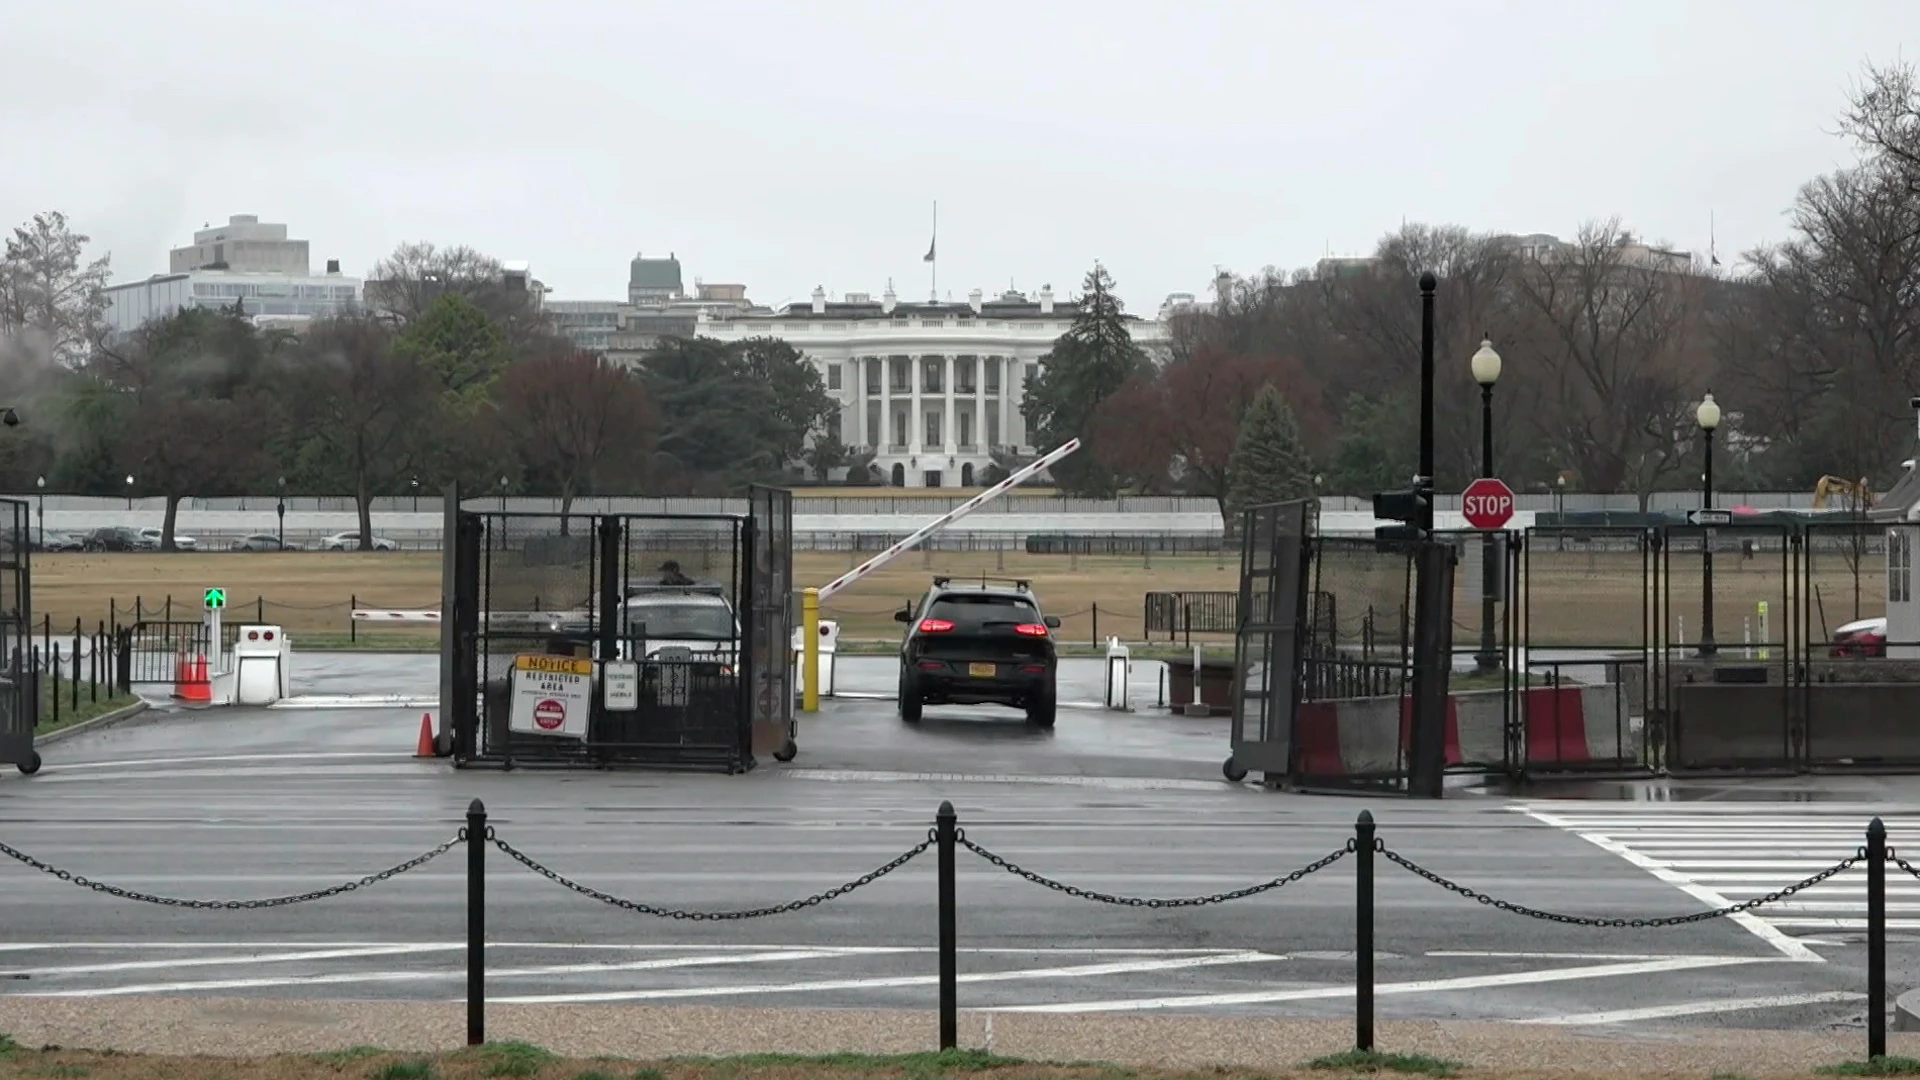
1869;816;1887;1060
1356;810;1375;1052
937;800;958;1052
467;798;487;1047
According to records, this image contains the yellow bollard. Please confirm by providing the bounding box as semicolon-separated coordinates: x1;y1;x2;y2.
802;587;820;713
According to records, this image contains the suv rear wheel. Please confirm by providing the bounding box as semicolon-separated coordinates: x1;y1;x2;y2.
898;668;923;723
1026;687;1055;729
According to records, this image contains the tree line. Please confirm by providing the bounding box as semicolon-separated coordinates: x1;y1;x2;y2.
0;239;835;548
1025;61;1920;517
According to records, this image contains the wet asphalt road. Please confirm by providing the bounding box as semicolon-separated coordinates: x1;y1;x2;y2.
0;651;1908;1035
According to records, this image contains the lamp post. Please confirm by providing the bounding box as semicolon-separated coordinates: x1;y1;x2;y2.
35;476;44;550
124;475;134;511
1555;475;1567;551
1471;337;1502;673
1416;272;1436;532
1697;392;1722;657
410;475;420;514
276;477;287;549
499;476;509;513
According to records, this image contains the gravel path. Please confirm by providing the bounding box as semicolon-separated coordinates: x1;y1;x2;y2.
0;997;1912;1075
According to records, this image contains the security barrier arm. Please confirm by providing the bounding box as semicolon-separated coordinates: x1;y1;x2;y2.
801;438;1081;712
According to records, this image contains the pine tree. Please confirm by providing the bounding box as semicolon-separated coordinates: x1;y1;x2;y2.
1020;263;1150;497
1225;384;1314;528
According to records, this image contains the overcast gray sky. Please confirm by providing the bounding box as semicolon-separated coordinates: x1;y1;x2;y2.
2;1;1914;314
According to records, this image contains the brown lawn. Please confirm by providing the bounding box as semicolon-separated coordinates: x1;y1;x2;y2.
24;546;1885;650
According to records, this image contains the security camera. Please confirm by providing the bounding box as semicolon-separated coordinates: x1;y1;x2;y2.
2;409;19;428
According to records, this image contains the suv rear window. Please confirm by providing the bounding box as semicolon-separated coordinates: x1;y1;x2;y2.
926;593;1040;629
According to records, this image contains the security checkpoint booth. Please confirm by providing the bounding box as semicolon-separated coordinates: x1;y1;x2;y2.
437;485;795;773
114;585;295;708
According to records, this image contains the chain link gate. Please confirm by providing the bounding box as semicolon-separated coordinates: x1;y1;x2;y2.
0;498;31;775
443;491;791;774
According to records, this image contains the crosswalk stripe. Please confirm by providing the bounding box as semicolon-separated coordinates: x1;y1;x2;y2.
1519;803;1904;951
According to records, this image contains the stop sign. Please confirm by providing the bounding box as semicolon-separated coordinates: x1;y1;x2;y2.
1461;477;1515;530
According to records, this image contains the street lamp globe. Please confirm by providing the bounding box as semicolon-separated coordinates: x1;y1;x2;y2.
1470;338;1502;387
35;476;43;491
1696;393;1722;433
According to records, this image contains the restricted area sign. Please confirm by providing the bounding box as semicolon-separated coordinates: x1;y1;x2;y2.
508;653;592;738
1461;477;1516;530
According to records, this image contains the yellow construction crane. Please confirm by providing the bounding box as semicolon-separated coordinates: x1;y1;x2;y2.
1812;475;1877;511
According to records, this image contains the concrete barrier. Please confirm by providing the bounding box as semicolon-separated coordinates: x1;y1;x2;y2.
1805;683;1920;765
1296;683;1634;780
1671;684;1792;770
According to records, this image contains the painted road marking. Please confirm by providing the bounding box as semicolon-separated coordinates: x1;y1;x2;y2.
786;770;1236;792
1517;805;1868;961
990;955;1790;1013
1518;990;1865;1025
22;949;866;998
489;951;1281;1005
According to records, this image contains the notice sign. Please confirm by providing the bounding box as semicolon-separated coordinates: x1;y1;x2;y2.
509;653;592;738
603;659;639;711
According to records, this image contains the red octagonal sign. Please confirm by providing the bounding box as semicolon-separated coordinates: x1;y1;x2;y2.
1462;477;1515;530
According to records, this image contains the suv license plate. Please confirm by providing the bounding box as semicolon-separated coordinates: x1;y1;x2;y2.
968;662;996;678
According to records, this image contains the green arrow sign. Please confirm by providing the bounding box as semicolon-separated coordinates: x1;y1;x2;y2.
203;587;226;611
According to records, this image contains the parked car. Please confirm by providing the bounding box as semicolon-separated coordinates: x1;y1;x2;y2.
319;531;399;552
895;576;1060;728
30;531;84;553
230;533;300;552
81;526;155;552
1830;616;1887;658
137;526;197;551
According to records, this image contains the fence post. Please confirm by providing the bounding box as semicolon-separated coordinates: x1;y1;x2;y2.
1356;810;1376;1052
937;799;958;1051
257;596;264;622
1091;603;1099;647
467;798;487;1046
50;644;60;728
350;594;357;643
70;626;79;714
1869;815;1887;1060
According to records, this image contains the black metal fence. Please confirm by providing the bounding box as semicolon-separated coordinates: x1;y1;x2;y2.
1142;590;1236;639
0;801;1900;1061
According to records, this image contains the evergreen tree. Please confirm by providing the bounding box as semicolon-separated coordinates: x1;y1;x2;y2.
1225;383;1314;528
1020;264;1150;497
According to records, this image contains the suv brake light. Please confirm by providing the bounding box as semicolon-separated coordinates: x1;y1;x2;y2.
918;618;955;633
1013;623;1050;637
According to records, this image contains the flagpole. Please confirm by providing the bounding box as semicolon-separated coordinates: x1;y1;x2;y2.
931;200;938;302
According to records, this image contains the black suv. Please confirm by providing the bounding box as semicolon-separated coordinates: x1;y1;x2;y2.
894;577;1061;727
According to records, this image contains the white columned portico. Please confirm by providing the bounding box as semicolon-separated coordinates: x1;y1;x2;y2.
943;355;956;455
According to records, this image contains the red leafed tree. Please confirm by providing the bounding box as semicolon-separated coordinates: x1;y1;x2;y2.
1091;349;1323;527
495;345;658;528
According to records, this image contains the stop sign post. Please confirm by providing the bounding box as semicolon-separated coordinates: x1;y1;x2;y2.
1462;477;1515;530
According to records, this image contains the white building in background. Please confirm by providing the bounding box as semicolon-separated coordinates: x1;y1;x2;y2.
693;283;1172;489
103;214;362;336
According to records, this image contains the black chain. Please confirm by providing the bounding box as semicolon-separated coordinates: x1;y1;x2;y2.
0;831;465;909
958;833;1355;908
1889;844;1920;882
1378;843;1860;928
489;830;933;920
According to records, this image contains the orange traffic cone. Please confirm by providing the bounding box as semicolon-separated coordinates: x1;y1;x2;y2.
170;651;188;699
415;713;436;757
181;654;212;704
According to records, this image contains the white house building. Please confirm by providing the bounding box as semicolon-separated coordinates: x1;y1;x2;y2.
692;283;1171;489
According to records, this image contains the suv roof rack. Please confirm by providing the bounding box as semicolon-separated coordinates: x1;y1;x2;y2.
932;575;1031;592
626;580;727;599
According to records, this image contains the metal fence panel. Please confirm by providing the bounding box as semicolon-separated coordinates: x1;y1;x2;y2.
748;486;794;760
0;499;29;767
1227;500;1307;778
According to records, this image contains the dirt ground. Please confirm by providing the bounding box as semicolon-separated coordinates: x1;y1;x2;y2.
24;546;1887;650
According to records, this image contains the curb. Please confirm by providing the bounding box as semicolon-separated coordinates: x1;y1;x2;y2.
35;700;153;747
1896;988;1920;1032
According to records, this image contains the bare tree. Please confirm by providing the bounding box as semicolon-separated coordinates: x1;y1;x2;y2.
495;345;658;530
1512;219;1707;504
1842;61;1920;206
364;241;545;343
0;211;111;367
